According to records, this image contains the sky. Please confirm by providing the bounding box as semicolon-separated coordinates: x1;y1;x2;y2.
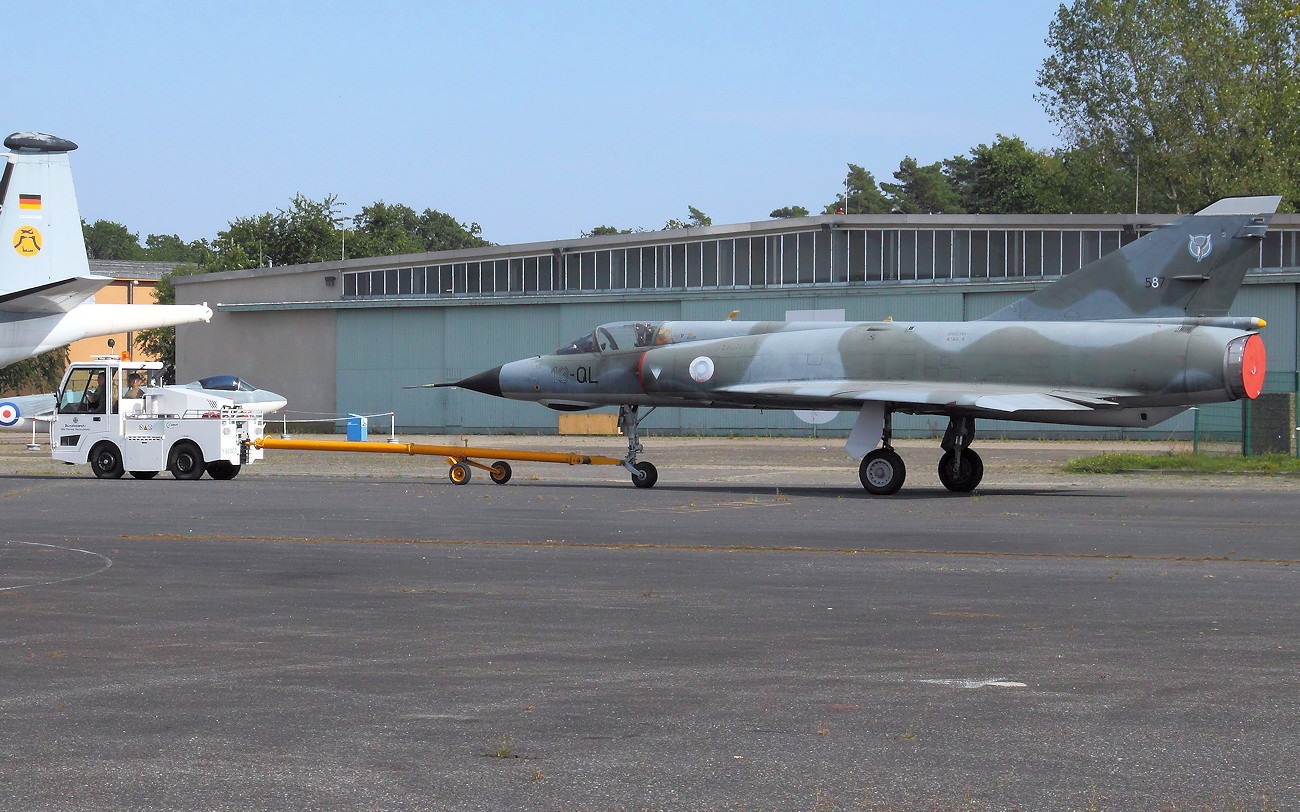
25;0;1066;247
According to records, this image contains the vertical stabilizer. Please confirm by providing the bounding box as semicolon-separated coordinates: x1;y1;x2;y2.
983;196;1281;321
0;132;94;305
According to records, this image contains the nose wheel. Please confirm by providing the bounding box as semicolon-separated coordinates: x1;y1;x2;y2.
618;405;658;488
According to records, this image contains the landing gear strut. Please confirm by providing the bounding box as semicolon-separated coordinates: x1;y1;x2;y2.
858;409;906;495
938;416;983;493
618;405;658;488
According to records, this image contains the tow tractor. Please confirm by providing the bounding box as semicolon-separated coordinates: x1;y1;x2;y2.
50;356;264;480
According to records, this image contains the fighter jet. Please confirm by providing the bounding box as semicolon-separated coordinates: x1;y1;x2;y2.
0;132;212;371
177;375;288;413
429;196;1279;494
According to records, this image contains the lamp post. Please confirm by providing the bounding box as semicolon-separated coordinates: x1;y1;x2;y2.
126;279;139;360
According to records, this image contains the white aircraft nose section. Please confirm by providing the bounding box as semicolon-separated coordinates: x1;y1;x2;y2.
183;375;287;413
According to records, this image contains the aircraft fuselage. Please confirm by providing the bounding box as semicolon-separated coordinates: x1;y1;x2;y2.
486;319;1262;428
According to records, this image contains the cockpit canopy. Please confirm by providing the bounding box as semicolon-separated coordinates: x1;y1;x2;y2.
196;374;258;392
555;321;662;355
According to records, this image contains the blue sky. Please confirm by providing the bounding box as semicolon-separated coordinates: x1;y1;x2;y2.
26;1;1065;247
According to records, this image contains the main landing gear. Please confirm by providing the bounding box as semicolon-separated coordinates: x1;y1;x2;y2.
857;412;984;495
618;405;658;488
937;415;983;493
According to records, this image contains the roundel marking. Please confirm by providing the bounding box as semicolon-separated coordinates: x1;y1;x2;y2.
0;402;20;427
1241;333;1266;399
13;226;42;257
689;356;715;383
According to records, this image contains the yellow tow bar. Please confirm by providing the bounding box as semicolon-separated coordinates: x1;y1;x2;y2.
253;437;627;485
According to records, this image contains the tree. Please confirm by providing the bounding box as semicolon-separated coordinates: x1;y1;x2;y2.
947;135;1069;214
581;225;639;237
881;157;965;214
0;347;69;393
143;233;208;264
664;206;712;230
1037;0;1300;212
348;202;489;258
769;205;810;218
82;220;144;260
824;164;892;214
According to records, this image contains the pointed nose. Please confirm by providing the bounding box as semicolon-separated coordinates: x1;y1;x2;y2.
452;366;503;397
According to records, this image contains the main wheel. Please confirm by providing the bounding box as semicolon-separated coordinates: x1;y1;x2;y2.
631;461;658;488
937;448;983;493
168;441;205;480
206;461;241;480
489;461;512;484
448;462;472;484
89;442;125;479
129;471;158;480
859;448;906;495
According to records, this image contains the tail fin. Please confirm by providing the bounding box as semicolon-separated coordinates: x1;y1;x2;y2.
982;196;1281;321
0;132;103;313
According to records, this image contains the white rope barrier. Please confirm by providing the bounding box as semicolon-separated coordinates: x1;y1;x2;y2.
277;411;398;442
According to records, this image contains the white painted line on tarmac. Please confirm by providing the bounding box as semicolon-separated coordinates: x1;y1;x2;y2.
917;678;1028;689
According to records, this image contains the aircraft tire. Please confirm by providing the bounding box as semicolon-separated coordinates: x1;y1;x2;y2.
168;441;205;480
859;449;906;495
206;461;241;480
89;442;125;480
449;462;472;484
631;461;658;489
129;471;159;480
937;448;983;493
489;461;512;484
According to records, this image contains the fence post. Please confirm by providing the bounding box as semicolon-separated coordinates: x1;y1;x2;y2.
1191;407;1200;456
1242;398;1252;457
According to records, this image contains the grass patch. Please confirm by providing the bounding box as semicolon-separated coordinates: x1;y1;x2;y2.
1064;452;1300;475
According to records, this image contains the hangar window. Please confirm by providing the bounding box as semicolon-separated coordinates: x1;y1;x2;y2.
702;241;719;287
934;230;953;280
1041;231;1062;276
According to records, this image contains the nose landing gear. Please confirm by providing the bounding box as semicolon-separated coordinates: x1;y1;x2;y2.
618;405;658;488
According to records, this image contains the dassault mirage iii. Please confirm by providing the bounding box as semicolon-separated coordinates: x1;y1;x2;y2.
431;196;1278;494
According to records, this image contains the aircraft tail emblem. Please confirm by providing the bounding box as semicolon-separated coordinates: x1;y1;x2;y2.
1188;234;1213;262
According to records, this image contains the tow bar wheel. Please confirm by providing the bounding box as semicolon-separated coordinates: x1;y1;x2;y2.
489;461;512;485
448;462;472;485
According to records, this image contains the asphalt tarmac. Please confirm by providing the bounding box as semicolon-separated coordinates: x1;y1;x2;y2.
1;435;1297;811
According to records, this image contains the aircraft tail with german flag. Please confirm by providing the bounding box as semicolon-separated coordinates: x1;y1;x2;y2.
0;132;211;369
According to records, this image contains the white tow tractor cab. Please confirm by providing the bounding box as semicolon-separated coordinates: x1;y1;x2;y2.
50;356;265;480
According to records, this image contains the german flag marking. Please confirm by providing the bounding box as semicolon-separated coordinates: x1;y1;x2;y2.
18;194;41;210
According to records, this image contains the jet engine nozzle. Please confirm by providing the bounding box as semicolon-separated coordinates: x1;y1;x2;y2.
1224;333;1266;400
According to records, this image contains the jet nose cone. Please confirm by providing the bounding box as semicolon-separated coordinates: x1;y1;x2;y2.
453;366;503;398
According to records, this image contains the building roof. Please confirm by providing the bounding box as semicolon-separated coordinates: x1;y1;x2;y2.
89;259;179;281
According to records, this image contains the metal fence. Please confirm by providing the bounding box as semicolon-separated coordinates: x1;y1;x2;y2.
1193;370;1299;456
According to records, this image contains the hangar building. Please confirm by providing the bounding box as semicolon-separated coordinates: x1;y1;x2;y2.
174;212;1300;439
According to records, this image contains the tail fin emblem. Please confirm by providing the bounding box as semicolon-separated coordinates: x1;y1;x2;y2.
12;226;41;256
1188;234;1213;262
